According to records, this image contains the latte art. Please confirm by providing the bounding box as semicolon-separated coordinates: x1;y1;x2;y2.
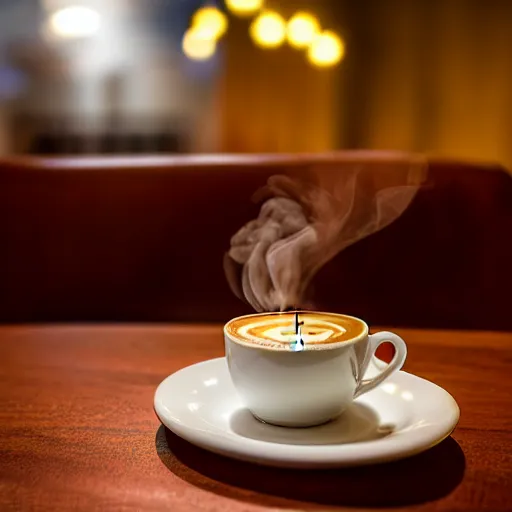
225;312;367;351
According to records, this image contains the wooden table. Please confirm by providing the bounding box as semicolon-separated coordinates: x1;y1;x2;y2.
0;325;511;511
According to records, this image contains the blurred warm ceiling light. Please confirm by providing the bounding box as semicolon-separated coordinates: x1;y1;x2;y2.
307;30;345;67
226;0;264;17
287;12;320;49
49;5;101;39
250;11;286;49
182;28;217;61
192;6;228;40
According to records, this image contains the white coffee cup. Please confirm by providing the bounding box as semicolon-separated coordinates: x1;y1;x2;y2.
224;311;407;427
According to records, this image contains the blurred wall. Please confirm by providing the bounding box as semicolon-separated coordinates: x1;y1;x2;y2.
1;0;512;169
217;0;512;170
0;107;10;154
0;0;219;155
336;0;512;169
218;0;339;153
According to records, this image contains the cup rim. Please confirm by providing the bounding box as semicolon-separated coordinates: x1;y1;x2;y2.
224;310;369;352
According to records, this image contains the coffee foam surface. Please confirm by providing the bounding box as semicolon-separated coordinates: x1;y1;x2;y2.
225;312;367;351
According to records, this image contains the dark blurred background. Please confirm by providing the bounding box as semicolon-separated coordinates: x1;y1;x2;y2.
1;1;511;329
0;0;511;168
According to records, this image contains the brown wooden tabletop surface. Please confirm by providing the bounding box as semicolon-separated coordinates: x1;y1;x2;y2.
0;324;511;511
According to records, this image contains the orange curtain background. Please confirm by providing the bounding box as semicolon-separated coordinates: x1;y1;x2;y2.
218;0;512;170
218;0;339;153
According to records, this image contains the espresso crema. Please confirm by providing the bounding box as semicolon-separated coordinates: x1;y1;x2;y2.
225;311;367;351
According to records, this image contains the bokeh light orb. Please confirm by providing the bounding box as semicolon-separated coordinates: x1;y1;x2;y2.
226;0;264;17
49;6;101;39
182;28;217;61
307;30;345;67
287;12;320;49
250;11;286;49
192;6;228;40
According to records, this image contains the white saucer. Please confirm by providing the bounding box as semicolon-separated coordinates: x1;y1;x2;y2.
154;357;459;469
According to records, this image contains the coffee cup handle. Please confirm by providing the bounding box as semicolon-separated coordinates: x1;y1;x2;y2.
354;331;407;399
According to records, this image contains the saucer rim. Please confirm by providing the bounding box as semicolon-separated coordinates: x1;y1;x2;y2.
154;357;460;469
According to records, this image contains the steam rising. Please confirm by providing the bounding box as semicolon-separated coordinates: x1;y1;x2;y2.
225;155;426;312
